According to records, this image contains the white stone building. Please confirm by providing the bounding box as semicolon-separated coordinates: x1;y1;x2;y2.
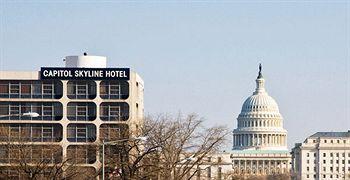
0;54;144;178
291;131;350;180
194;65;291;179
229;65;291;177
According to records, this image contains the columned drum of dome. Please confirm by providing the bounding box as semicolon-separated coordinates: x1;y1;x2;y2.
232;65;288;151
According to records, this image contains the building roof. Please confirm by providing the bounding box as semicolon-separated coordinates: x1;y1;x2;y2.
309;131;350;138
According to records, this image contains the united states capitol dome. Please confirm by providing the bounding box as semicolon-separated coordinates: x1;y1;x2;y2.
233;64;288;151
238;65;282;118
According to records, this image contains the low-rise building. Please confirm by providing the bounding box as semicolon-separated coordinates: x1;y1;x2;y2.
291;131;350;180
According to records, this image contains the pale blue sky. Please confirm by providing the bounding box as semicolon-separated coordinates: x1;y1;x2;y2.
0;1;349;149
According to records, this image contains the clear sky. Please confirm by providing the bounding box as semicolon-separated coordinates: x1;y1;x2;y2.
0;1;349;149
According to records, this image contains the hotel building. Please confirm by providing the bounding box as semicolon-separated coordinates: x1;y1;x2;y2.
0;55;144;178
291;131;350;180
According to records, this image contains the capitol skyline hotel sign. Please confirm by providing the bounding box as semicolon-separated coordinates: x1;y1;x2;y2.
40;67;130;80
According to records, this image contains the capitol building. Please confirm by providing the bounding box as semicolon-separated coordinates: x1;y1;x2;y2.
230;65;291;175
193;65;291;179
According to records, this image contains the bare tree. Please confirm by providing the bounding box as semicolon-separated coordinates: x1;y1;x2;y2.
0;125;92;180
105;113;229;180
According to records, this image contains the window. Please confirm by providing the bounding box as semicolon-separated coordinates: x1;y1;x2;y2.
77;127;87;139
43;106;53;117
323;153;326;157
217;167;222;179
110;85;120;95
0;104;9;117
336;153;339;157
0;84;9;95
100;85;107;95
323;167;326;171
42;84;53;95
77;106;87;117
10;105;19;116
330;153;333;157
67;102;95;121
307;167;309;171
100;106;109;117
207;167;211;178
307;153;310;157
32;126;42;141
323;160;326;164
307;160;310;164
109;106;120;119
67;124;96;142
330;167;333;171
10;84;19;94
100;125;120;141
76;84;87;95
9;126;20;140
42;127;53;139
21;84;31;94
32;83;41;95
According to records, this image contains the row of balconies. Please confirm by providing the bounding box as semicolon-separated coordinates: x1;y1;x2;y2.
0;123;127;143
0;102;129;121
0;80;129;100
0;144;108;165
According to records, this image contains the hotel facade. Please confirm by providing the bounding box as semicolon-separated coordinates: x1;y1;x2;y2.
0;55;144;178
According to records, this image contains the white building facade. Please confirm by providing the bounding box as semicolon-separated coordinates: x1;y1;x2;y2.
291;131;350;180
0;54;144;178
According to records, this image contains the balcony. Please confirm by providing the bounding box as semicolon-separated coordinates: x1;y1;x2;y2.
67;102;96;121
100;80;129;99
0;80;63;99
0;102;63;121
67;81;96;99
100;102;129;121
0;123;63;142
67;124;96;142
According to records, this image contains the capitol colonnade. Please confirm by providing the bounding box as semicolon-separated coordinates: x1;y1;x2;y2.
233;133;287;147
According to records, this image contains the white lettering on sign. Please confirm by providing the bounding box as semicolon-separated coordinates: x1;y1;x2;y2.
105;70;127;77
40;68;129;80
43;70;72;77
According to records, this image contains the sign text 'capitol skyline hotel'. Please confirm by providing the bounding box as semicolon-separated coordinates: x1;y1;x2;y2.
40;67;130;80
